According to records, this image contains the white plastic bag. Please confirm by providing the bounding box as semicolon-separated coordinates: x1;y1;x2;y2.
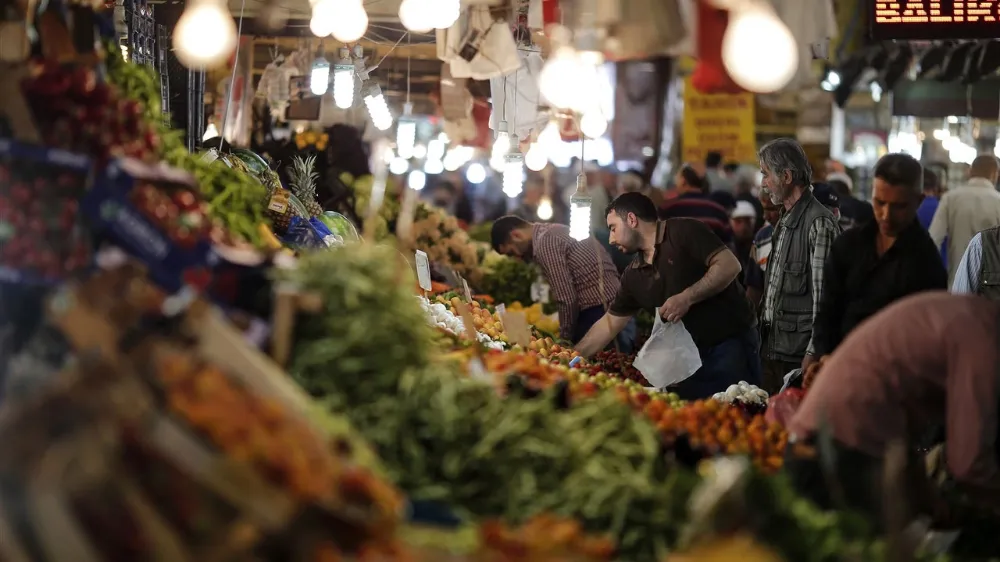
633;314;702;388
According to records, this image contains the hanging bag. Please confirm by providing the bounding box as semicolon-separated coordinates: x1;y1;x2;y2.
632;314;702;388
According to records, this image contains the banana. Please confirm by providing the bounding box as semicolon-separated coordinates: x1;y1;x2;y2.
258;223;283;250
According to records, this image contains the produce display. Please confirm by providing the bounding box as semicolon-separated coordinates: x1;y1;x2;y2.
4;24;996;562
712;381;769;407
587;350;651;387
0;142;91;283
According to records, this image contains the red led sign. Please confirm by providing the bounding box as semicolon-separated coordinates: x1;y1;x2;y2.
872;1;1000;39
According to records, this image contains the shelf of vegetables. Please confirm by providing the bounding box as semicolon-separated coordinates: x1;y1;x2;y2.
1;14;993;562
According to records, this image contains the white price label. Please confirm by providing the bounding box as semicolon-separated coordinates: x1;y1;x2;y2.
414;250;432;292
530;279;550;304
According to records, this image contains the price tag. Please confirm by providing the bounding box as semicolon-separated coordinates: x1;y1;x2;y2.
267;190;289;213
502;310;531;348
530;278;550;304
454;301;479;342
461;277;473;303
414;250;432;292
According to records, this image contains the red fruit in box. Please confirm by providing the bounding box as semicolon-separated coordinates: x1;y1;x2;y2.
10;184;31;205
70;67;97;97
172;190;198;210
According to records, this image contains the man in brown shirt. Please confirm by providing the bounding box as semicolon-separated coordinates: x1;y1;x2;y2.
574;192;761;398
788;292;1000;511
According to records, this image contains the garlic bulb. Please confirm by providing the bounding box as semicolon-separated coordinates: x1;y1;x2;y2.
712;381;768;405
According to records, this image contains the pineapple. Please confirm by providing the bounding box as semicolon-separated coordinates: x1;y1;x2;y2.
289;154;323;217
262;174;298;234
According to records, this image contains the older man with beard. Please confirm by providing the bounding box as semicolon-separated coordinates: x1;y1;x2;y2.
574;192;762;399
758;138;842;393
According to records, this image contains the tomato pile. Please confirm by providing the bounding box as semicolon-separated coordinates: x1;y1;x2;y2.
129;183;210;249
0;161;90;280
478;515;616;561
645;398;787;473
586;350;651;386
23;63;159;163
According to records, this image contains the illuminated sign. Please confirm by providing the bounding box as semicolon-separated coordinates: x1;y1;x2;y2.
872;1;1000;39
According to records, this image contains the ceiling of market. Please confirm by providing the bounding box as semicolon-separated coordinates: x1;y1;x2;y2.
218;0;490;115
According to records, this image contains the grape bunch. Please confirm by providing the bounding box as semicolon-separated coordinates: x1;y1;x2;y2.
586;350;650;386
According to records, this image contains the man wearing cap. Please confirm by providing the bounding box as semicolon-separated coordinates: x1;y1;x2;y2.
812;153;948;358
730;200;758;286
828;172;874;229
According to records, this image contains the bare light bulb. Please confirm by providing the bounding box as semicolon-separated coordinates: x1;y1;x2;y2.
363;83;392;131
492;131;510;160
333;50;355;109
408;170;427;190
310;57;330;96
202;123;220;141
443;150;463;171
310;0;335;36
389;157;409;175
398;0;434;32
537;121;562;153
433;0;460;28
396;120;416;159
722;4;798;93
579;111;607;139
539;47;584;109
427;139;446;161
503;144;524;198
524;142;547;171
330;0;369;42
173;0;237;69
466;162;487;184
424;159;444;175
413;144;427;159
569;174;592;241
536;197;553;220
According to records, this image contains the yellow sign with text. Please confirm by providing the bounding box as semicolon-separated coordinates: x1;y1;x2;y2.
682;78;756;164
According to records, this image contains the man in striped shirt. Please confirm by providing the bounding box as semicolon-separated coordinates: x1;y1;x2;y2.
659;163;733;245
491;216;636;351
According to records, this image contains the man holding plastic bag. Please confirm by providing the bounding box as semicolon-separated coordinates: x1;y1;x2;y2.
574;193;762;399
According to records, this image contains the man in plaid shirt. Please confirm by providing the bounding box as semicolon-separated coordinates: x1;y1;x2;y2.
491;216;636;351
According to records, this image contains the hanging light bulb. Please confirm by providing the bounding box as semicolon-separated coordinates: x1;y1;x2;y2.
396;102;416;158
569;174;592;241
172;0;237;69
333;48;355;109
443;149;464;171
579;111;607;139
424;158;444;175
466;162;487;184
427;139;446;160
363;81;393;131
202;122;220;141
310;56;330;96
310;0;335;36
413;143;427;159
398;0;434;32
536;196;553;220
721;3;798;93
492;121;511;160
408;170;427;190
503;136;525;198
539;47;590;110
389;157;409;175
524;142;547;172
433;0;460;29
330;0;369;42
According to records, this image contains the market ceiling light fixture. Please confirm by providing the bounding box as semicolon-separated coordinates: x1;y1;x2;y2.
363;81;393;131
310;50;330;96
536;196;553;220
332;48;355;108
721;2;798;93
396;102;417;158
568;172;592;241
331;0;369;42
172;0;237;69
819;66;840;92
579;110;607;139
524;141;547;171
398;0;434;33
502;135;525;198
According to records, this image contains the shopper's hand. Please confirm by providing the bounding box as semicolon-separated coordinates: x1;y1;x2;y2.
801;354;817;372
659;293;691;323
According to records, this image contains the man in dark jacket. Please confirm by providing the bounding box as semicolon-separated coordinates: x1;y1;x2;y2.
758;139;842;393
812;153;948;357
